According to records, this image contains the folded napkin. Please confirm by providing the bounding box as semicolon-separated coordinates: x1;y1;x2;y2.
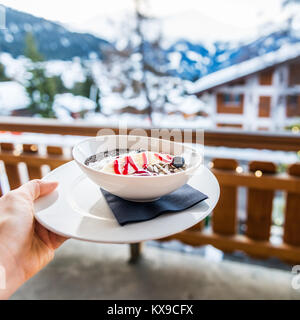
101;184;208;226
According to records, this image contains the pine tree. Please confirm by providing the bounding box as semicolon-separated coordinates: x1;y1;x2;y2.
72;62;101;113
94;87;101;113
101;0;182;123
51;75;66;94
24;32;44;62
0;62;10;81
24;32;59;118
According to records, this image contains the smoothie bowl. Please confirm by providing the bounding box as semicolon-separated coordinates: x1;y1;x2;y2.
72;135;202;201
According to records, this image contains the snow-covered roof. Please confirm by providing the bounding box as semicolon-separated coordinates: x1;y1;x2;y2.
165;95;206;114
0;53;31;84
0;81;30;114
189;43;300;94
53;93;96;114
101;93;149;115
45;59;86;89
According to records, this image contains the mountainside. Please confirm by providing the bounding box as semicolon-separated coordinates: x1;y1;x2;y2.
0;6;300;81
168;27;300;81
0;7;111;60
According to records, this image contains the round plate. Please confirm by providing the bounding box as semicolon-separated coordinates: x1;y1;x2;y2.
34;161;220;244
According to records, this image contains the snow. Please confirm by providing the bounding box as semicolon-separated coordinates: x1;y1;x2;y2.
8;23;20;34
53;93;96;118
152;112;212;129
101;94;126;114
0;53;30;83
166;95;207;115
168;52;182;70
189;42;300;94
0;53;210;122
85;112;152;128
53;106;74;121
0;131;85;147
0;81;29;114
60;37;71;47
4;32;14;43
205;146;299;165
45;59;85;88
126;95;148;110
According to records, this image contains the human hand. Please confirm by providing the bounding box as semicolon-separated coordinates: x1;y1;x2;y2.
0;180;68;299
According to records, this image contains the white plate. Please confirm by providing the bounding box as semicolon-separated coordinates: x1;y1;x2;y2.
34;161;220;244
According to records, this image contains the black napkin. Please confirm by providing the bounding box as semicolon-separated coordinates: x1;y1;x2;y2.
101;184;208;226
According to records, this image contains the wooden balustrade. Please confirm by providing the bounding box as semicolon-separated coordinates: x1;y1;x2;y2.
211;159;238;237
1;117;300;263
1;143;22;190
23;144;43;180
284;163;300;247
1;116;300;150
246;161;276;242
0;142;71;191
161;159;300;264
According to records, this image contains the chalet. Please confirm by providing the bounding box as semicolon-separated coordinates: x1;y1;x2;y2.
189;43;300;130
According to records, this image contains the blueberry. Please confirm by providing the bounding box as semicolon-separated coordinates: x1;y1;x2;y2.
172;156;185;168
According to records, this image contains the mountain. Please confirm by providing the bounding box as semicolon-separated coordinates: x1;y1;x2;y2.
166;25;300;81
1;6;299;82
0;7;111;60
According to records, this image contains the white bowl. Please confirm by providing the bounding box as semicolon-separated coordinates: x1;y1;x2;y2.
72;135;202;202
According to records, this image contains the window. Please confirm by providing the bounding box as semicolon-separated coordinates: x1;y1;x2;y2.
286;95;300;117
217;123;243;129
259;69;273;85
289;63;300;86
258;96;271;118
228;78;246;86
217;93;244;114
288;95;298;105
223;94;242;106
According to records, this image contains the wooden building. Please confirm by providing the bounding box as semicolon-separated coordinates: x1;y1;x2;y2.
190;43;300;130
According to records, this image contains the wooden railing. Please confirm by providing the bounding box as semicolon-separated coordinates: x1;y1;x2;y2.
162;159;300;264
1;116;300;150
0;142;68;195
1;117;300;263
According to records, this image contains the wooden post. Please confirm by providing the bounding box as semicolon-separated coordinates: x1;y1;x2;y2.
129;243;143;264
0;143;21;190
23;144;42;180
47;146;64;170
246;161;276;241
212;158;238;236
188;220;205;231
283;163;300;246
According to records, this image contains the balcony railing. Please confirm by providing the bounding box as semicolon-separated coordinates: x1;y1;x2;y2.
1;116;300;150
1;116;300;264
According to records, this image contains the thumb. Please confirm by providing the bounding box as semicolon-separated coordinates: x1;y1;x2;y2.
18;180;58;201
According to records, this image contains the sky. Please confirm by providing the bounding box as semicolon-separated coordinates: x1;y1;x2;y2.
0;0;285;42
